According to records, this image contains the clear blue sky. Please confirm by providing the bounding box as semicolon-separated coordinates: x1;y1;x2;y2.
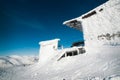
0;0;107;56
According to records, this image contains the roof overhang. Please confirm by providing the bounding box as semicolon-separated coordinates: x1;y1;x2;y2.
63;19;83;32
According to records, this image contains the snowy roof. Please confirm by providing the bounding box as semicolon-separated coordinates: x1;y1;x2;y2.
39;39;60;46
63;0;108;31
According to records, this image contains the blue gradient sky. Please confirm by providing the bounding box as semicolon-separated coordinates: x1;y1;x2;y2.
0;0;107;56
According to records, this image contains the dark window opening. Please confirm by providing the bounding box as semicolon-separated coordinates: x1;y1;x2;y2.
67;52;73;56
82;11;97;19
73;51;78;55
78;48;86;54
66;50;78;57
57;47;86;61
99;8;103;12
71;41;84;47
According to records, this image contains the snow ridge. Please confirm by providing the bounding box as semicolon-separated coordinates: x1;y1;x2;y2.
0;55;38;68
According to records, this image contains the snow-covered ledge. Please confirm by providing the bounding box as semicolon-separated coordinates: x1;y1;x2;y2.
39;39;60;65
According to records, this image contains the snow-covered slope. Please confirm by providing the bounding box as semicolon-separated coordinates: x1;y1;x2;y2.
0;55;38;68
1;47;119;80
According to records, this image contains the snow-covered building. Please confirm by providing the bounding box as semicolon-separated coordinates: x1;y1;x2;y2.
39;39;85;64
39;0;120;65
63;0;120;54
1;0;120;80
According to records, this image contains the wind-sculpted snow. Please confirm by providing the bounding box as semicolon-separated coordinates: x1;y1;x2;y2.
0;0;120;80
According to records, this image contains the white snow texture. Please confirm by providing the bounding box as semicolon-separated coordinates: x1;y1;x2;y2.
0;0;120;80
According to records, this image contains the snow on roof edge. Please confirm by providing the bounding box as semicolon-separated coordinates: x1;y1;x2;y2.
39;38;60;45
63;0;108;25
